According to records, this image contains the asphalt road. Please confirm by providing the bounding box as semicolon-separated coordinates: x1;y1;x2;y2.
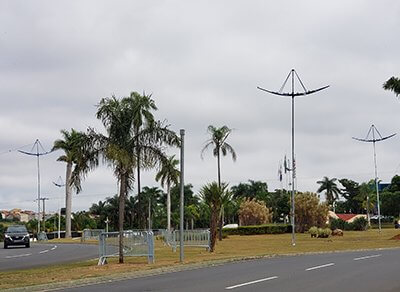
62;248;400;292
0;243;99;270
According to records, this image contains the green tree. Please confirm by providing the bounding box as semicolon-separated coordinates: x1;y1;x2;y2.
317;177;341;207
155;155;180;231
383;76;400;97
53;129;98;237
231;180;269;203
339;179;362;213
201;125;237;188
239;199;272;226
95;95;177;263
199;182;229;252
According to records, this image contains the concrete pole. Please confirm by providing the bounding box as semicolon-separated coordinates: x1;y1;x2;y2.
179;129;185;263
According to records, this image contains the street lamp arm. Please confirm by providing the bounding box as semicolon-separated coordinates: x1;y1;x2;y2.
257;85;330;97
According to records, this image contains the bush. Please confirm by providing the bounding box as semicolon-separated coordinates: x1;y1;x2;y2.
239;199;272;226
222;224;291;236
317;228;332;238
352;217;368;231
308;226;318;238
0;223;5;242
295;192;329;232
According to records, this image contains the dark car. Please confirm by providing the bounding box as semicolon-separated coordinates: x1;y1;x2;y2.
4;225;30;248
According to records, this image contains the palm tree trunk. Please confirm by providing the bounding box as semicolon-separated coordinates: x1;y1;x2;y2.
119;172;127;264
167;183;171;231
210;207;219;252
218;207;224;241
65;162;73;238
217;150;221;188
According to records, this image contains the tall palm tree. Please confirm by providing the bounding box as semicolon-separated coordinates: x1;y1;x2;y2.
201;125;237;188
199;182;229;252
383;76;400;97
129;92;157;229
316;177;341;207
155;155;180;231
53;129;98;238
95;95;178;263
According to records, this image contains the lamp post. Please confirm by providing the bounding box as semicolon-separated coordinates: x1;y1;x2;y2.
258;69;329;246
179;129;185;262
353;125;396;232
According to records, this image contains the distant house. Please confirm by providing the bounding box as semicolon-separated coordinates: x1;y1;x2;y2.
328;211;367;223
0;209;36;222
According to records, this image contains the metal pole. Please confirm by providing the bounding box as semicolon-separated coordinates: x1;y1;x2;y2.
37;146;41;234
373;141;382;232
291;69;296;246
179;129;185;263
58;205;61;239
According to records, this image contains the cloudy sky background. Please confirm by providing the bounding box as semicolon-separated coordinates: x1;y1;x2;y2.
1;1;399;214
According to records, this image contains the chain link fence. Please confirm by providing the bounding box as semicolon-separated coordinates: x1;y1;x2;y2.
81;229;105;242
98;230;155;265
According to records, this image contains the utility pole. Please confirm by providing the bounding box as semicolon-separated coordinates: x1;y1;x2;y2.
179;129;185;263
353;125;396;232
258;69;329;246
19;139;51;234
39;197;49;232
105;217;110;233
53;176;65;239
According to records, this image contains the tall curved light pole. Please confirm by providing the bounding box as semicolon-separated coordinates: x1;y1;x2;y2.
19;139;52;234
352;125;396;232
258;69;329;246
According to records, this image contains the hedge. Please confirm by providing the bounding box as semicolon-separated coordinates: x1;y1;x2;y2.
222;224;291;236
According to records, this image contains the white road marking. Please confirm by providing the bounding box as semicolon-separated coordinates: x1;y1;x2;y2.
354;254;381;261
305;263;335;271
39;249;49;254
51;245;57;250
5;253;32;259
225;276;278;290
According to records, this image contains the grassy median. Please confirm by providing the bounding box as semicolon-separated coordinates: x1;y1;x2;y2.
1;229;400;290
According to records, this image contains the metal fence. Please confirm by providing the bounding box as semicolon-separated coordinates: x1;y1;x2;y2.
162;229;210;252
98;230;155;265
81;229;105;242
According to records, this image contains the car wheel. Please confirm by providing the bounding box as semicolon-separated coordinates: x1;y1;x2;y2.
25;243;30;248
4;244;7;249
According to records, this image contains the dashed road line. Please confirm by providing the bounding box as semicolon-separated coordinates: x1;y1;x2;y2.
354;254;381;261
5;253;32;259
225;276;278;290
39;249;49;254
305;263;335;271
51;245;57;250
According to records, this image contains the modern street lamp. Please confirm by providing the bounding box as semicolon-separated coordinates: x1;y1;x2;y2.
258;69;329;246
352;125;396;232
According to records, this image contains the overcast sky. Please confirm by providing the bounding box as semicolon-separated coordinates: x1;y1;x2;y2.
1;1;400;214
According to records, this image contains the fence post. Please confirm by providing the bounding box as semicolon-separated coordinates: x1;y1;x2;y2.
147;231;155;264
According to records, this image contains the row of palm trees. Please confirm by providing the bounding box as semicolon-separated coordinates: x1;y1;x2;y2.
52;91;237;261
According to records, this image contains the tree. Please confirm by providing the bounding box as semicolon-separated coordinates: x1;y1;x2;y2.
339;179;362;213
231;180;269;203
155;155;180;231
316;177;341;207
95;94;178;263
239;199;272;226
201;125;237;188
199;182;229;252
53;129;98;238
383;76;400;97
295;192;329;233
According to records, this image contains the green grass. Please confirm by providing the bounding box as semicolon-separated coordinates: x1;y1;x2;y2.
1;229;399;290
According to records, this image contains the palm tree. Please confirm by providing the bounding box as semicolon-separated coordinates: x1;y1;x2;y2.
201;125;237;188
95;94;178;263
199;182;229;252
316;177;341;207
383;76;400;97
53;129;98;238
155;155;180;231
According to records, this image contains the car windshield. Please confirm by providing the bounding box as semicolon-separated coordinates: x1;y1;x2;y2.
6;226;28;233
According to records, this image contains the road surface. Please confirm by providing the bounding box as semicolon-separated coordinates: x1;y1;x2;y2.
62;248;400;292
0;243;99;270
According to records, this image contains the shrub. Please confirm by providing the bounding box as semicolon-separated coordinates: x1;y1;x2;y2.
352;217;368;231
330;218;352;231
239;199;272;226
0;223;5;242
308;226;318;238
222;224;291;236
317;228;332;238
295;192;329;232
